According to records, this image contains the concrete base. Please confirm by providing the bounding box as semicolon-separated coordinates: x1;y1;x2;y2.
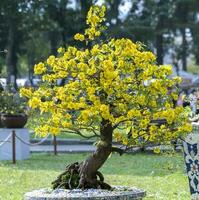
0;128;30;160
24;187;146;200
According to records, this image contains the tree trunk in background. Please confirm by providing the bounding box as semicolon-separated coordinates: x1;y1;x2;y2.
177;2;188;71
196;55;199;65
155;0;164;65
108;0;121;25
28;52;35;84
5;23;17;88
191;27;199;65
181;28;187;71
156;33;163;65
49;31;59;55
80;0;93;18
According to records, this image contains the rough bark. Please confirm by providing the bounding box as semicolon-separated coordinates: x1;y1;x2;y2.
52;119;113;190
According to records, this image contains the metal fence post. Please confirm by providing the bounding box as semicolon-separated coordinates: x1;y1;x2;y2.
53;135;57;155
12;130;16;164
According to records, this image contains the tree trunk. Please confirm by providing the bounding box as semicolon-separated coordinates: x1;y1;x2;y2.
196;55;199;65
6;23;17;88
181;28;187;71
156;33;163;65
49;31;58;55
80;0;93;18
28;53;35;85
178;2;188;71
52;119;113;189
78;119;113;189
190;28;199;65
155;0;165;65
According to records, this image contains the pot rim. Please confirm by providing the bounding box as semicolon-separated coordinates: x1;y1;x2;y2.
1;113;27;118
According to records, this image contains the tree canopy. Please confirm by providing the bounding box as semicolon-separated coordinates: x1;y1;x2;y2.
20;5;192;148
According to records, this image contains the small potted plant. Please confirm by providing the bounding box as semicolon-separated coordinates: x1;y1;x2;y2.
0;89;28;128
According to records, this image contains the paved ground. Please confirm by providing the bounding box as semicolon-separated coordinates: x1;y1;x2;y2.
30;138;122;153
29;138;182;153
30;144;179;154
30;144;96;153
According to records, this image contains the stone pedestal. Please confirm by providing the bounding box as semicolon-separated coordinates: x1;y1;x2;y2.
24;187;146;200
0;128;30;160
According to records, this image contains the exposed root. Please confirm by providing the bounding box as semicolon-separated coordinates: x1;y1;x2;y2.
52;162;111;190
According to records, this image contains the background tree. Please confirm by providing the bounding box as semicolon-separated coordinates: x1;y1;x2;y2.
20;6;191;190
0;0;30;87
188;0;199;65
0;0;199;80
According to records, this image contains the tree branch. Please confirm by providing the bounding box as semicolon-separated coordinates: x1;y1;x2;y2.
111;146;124;156
61;128;99;139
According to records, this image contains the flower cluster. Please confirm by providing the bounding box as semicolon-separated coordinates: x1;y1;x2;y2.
74;5;106;41
20;6;191;145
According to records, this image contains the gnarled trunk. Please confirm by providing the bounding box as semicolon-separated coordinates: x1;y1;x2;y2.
52;119;113;190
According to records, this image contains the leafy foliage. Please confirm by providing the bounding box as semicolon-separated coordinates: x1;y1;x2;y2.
20;6;191;147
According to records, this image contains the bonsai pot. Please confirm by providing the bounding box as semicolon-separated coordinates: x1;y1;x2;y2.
1;114;28;128
24;186;146;200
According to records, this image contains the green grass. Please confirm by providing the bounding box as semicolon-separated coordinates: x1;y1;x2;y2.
0;153;190;200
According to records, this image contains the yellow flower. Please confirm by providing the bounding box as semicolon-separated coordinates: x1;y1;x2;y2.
171;92;178;101
173;76;182;83
28;97;41;109
49;127;60;135
57;47;65;53
62;121;72;128
81;110;90;119
47;55;55;66
74;33;85;41
181;123;192;132
122;138;128;145
35;125;49;137
58;71;68;78
153;147;161;154
113;132;121;141
34;62;46;74
20;88;33;98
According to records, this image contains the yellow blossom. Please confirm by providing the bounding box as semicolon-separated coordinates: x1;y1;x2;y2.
28;97;41;109
34;62;46;74
74;33;85;41
153;147;161;154
20;88;33;98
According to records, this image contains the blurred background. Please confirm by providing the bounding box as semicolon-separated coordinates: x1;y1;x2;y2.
0;0;199;88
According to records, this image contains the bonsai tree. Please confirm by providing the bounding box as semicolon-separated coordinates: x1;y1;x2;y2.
20;6;192;190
